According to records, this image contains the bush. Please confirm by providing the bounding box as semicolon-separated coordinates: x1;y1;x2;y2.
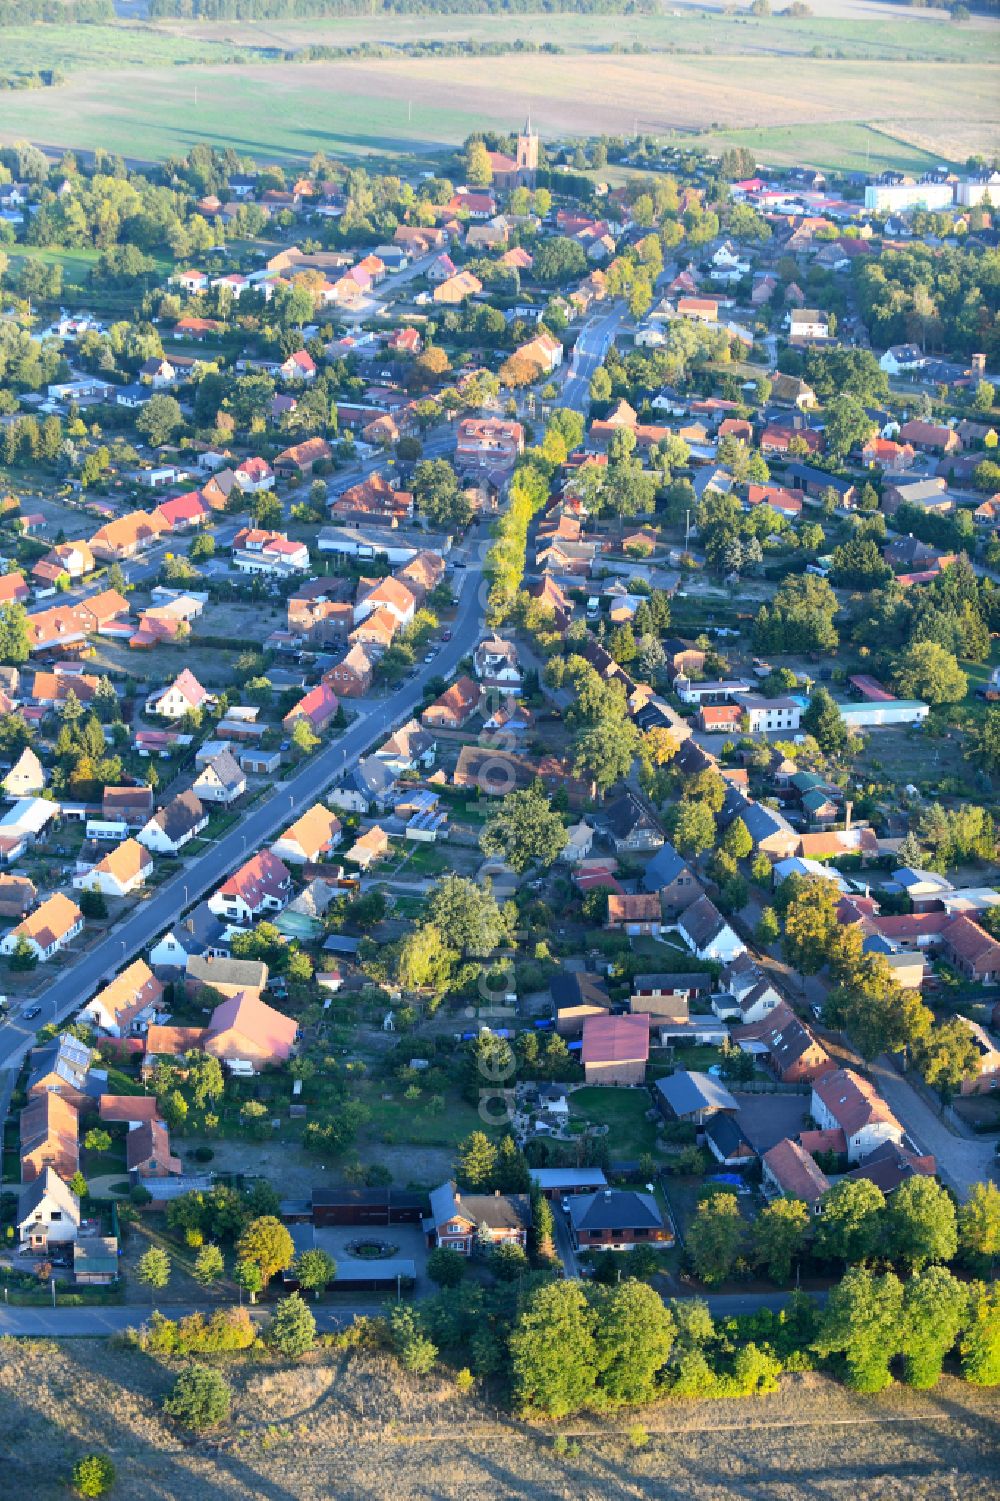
267;1293;316;1358
71;1454;115;1497
163;1364;232;1431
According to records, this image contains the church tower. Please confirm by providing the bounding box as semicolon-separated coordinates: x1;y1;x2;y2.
516;115;539;187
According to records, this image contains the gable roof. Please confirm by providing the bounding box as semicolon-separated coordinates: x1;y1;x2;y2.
13;892;82;949
655;1070;738;1116
427;1179;531;1233
90;838;153;888
127;1118;181;1174
580;1012;650;1065
17;1167;81;1229
206;991;297;1057
812;1068;902;1139
276;803;342;860
87;959;162;1029
763;1138;830;1203
216;849;291;907
148;789;205;841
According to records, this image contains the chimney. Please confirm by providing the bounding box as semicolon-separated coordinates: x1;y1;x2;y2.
186;918;194;933
844;801;852;832
494;1189;500;1197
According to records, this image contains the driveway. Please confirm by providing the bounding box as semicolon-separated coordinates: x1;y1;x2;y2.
869;1056;997;1202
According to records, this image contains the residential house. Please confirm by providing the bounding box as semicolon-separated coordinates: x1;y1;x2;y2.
271;804;343;866
20;1092;79;1183
552;971;612;1037
879;344;926;377
127;1120;182;1179
1;892;83;962
274;437;333;478
956;1016;1000;1095
344;825;391;869
89;510;169;562
422;675;480;730
734;1001;834;1084
233;528;310;576
354;576;417;629
208;850;293;925
514;329;563;378
148;903;229;972
193;749;247;805
606;893;662;938
331;472;414;527
283;683;340;736
473;635;523;694
78;960;164;1038
424;1180;530;1255
580;1013;650;1085
3;748;46;799
811;1068;904;1163
0;874;36;918
324;643;376;697
185;954;268;999
677;895;745;964
17;1170;81;1252
137;790;208;855
73;838;152;899
433;271;483;304
761;1138;830;1209
27;1033;106;1112
567;1189;669;1251
455;417;525;471
102;786;154;829
603;791;665;854
234;456;275;493
897;419;961;455
146;669;211;721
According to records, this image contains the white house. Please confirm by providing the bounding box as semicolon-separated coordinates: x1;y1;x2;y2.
73;838;152;899
738;696;802;735
78;959;164;1037
146;669;211;721
879;344;927;377
0;797;59;844
677;895;745;964
473;635;523;694
811;1068;904;1163
17;1169;81;1252
0;892;83;962
137;791;208;855
207;850;293;925
193;749;247;806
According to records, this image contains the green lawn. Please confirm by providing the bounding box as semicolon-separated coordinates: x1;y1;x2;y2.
568;1085;659;1161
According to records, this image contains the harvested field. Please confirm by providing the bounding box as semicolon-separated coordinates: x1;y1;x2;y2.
0;40;996;169
0;1340;997;1500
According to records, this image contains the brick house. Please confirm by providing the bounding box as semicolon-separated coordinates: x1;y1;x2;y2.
424;1180;531;1255
568;1189;670;1250
580;1013;650;1085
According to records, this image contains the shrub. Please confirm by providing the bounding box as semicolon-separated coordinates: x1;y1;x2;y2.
71;1454;115;1497
267;1293;316;1358
163;1364;232;1431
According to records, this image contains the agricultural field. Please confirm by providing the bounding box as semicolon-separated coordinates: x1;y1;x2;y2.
0;7;996;169
0;1339;998;1501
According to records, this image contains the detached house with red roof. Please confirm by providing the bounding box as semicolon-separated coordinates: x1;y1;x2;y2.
78;960;164;1038
280;349;317;382
146;668;211;721
282;682;340;735
271;803;342;866
73;838;152;899
422;674;480;730
204;991;298;1070
233;456;274;493
1;892;83;963
233;528;310;576
153;491;210;532
811;1068;903;1163
208;850;293;926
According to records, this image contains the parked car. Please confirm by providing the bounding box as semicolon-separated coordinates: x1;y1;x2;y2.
23;1005;42;1020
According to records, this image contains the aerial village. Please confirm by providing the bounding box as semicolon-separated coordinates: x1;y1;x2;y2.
0;128;998;1361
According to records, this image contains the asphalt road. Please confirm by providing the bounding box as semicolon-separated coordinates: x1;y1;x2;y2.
0;1286;816;1338
0;534;489;1081
560;303;626;409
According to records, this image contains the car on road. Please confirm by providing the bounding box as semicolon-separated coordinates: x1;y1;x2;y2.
23;1005;42;1020
423;651;436;664
453;560;466;568
441;629;452;641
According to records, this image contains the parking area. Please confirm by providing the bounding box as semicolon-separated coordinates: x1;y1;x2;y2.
730;1092;809;1155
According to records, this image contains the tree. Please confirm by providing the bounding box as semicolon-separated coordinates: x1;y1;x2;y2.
479;787;567;873
490;1241;530;1281
885;1176;957;1273
71;1455;116;1498
688;1194;744;1286
823;394;873;460
670;798;716;857
456;1130;498;1190
427;1246;466;1288
267;1292;316;1357
136;393;182;447
721;817;752;861
958;1182;1000;1272
814;1179;886;1266
893;641;967;706
68;1170;88;1199
292;1248;337;1300
960;1282;1000;1386
137;1245;171;1302
412;458;472;530
752;1198;810;1284
815;1267;904;1393
235;1215;295;1292
390;1304;438;1374
592;1280;676;1406
163;1364;232;1430
465;140;493;186
427;875;507;958
0;603;30;665
192;1243;224;1289
917;1019;981;1100
901;1265;968;1389
756;907;780;945
395;922;455;992
572;713;640;795
84;1128;112;1153
801;688;847;755
233;1258;263;1304
782;876;841;975
510;1279;598;1417
290;716;319;755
